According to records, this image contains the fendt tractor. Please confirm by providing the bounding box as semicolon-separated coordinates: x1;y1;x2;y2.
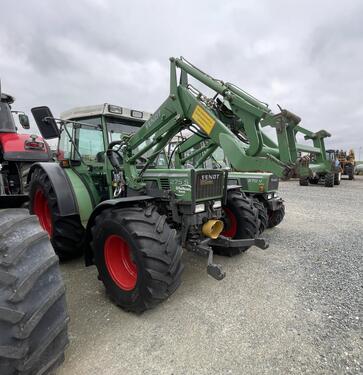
0;88;68;374
299;149;341;187
27;56;324;318
27;57;322;315
170;140;285;233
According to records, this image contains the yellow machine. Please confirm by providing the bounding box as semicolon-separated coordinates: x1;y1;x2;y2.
337;149;355;180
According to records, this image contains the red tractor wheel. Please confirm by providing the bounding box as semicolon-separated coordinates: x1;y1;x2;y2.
213;190;259;257
29;167;84;261
104;235;138;291
91;205;183;313
33;188;53;235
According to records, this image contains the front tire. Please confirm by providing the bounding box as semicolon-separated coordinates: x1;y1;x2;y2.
334;172;341;185
0;209;69;375
345;164;354;180
252;198;268;234
29;167;85;260
267;204;286;228
309;177;319;184
299;177;309;186
213;190;259;257
324;173;334;187
91;205;183;313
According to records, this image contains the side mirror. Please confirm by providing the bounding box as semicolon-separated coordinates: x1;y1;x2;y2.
18;113;30;129
31;106;60;139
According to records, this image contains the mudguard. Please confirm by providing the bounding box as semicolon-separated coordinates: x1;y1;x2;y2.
27;162;79;216
84;195;155;266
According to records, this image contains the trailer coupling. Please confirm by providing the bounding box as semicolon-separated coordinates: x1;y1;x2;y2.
192;237;269;281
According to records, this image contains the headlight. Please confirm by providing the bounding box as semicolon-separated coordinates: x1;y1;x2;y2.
273;192;279;198
195;203;205;213
108;105;122;114
267;193;273;200
213;200;222;209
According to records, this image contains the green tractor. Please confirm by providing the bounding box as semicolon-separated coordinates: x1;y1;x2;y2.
27;56;314;315
227;172;284;231
29;101;269;314
170;139;285;234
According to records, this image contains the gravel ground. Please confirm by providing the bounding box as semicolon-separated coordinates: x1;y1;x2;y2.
57;176;363;375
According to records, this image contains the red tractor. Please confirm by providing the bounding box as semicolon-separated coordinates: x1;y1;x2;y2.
0;92;52;207
0;91;68;374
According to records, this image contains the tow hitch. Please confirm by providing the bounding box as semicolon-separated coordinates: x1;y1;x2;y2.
194;237;269;280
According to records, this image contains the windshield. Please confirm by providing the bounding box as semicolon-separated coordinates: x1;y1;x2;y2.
106;117;141;142
0;102;16;132
106;117;168;167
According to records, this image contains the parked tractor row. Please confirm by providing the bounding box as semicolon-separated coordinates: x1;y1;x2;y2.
0;57;351;374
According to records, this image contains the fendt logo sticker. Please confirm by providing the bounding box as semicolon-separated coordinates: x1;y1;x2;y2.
192;105;216;135
200;174;220;185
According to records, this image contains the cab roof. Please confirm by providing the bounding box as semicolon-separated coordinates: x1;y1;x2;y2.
60;103;152;122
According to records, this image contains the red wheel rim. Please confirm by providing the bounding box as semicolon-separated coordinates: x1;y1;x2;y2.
104;235;137;291
221;207;237;238
33;189;53;235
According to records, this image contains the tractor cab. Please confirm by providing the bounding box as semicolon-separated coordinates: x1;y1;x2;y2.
58;103;168;202
0;93;17;133
0;92;51;206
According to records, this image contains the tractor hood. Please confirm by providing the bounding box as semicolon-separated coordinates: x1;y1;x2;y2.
0;133;52;162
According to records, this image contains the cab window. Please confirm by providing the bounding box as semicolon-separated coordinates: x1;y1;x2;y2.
74;123;104;163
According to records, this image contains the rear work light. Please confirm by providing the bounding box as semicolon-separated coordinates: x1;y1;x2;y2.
108;105;123;114
131;110;143;118
25;135;45;151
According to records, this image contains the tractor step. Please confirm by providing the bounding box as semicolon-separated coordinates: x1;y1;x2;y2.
193;240;226;281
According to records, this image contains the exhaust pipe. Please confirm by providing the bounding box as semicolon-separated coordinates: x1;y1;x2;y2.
202;219;224;239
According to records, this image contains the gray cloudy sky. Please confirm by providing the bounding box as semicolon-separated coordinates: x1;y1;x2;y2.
1;0;362;155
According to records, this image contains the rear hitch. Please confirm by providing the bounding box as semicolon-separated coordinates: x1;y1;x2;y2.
193;240;226;281
191;236;269;281
210;236;269;250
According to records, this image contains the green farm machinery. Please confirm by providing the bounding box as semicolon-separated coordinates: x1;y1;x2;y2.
26;57;331;315
169;140;285;233
29;102;268;314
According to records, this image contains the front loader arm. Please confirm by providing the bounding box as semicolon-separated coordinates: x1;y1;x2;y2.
124;57;322;189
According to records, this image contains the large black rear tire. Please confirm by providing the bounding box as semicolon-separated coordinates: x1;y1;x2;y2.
91;205;184;313
267;204;286;228
0;209;69;375
213;190;259;257
29;167;85;261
